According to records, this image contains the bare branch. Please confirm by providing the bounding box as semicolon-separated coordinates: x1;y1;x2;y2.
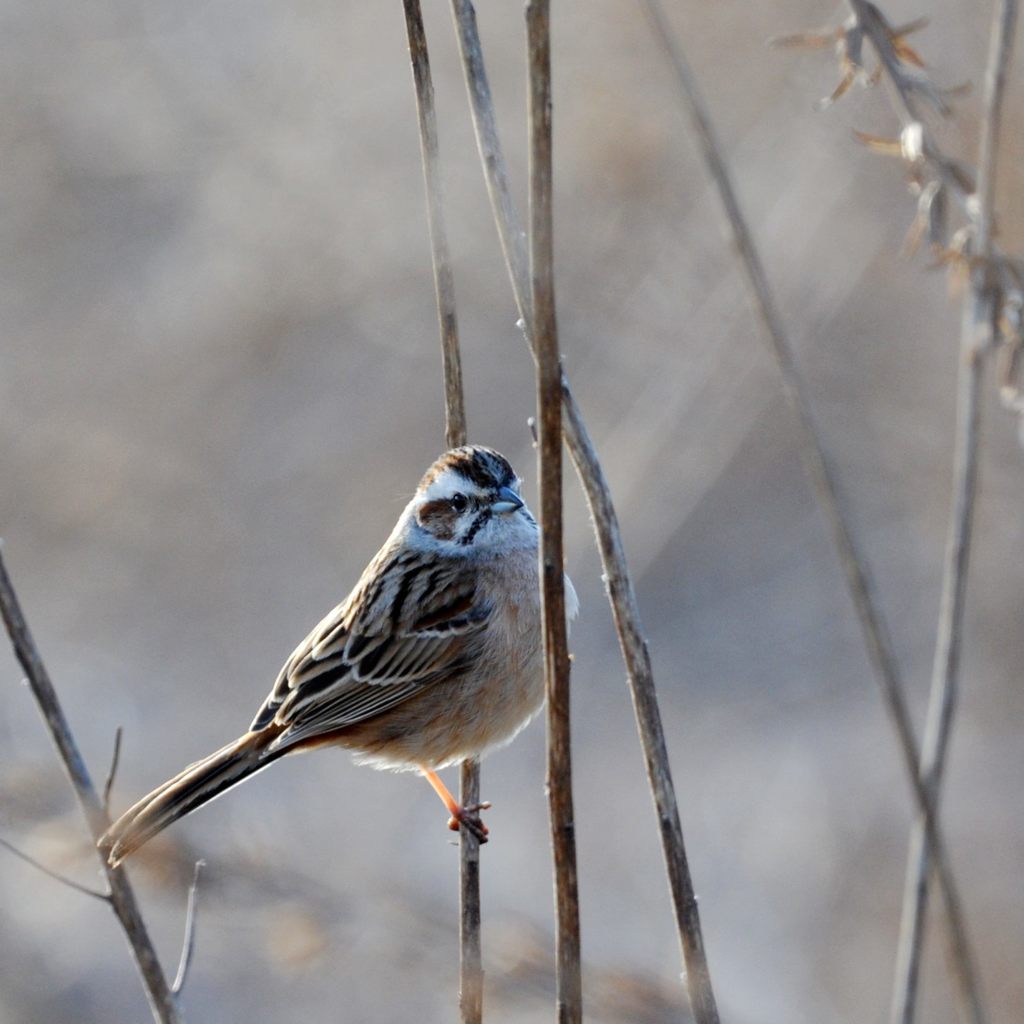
458;760;484;1023
0;833;111;903
831;3;1024;445
973;0;1018;257
775;4;981;211
448;4;719;1021
526;3;582;1020
849;2;952;115
0;547;183;1024
641;4;989;1021
449;1;532;323
402;0;467;451
103;726;124;816
843;3;986;215
172;860;205;996
891;343;986;1024
560;395;720;1024
892;5;1017;1024
399;4;480;1019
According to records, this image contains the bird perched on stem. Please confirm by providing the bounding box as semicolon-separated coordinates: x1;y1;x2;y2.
100;445;576;867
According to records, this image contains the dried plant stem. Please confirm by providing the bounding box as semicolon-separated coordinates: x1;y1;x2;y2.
527;3;583;1020
891;346;985;1024
449;3;719;1020
458;759;484;1023
846;1;978;203
0;834;110;903
401;0;467;450
449;0;530;306
172;860;205;996
839;1;1011;277
102;725;124;816
891;5;1017;1023
0;549;182;1024
560;400;719;1024
641;3;984;1020
400;3;480;1020
974;1;1018;253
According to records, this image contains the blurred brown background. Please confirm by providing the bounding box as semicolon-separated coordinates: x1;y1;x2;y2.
1;1;1022;1021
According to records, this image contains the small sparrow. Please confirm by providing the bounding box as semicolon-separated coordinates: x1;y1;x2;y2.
100;445;577;866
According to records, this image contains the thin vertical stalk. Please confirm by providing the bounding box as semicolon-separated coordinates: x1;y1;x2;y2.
641;3;985;1020
400;4;479;1020
401;0;467;450
0;550;182;1024
458;760;483;1023
974;0;1018;253
171;860;205;996
891;347;984;1024
891;4;1016;1023
449;4;719;1020
449;0;531;311
527;3;582;1020
559;397;719;1024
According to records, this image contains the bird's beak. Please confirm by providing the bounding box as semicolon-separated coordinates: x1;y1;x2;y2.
491;486;524;514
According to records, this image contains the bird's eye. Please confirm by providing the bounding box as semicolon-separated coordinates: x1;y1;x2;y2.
450;493;469;513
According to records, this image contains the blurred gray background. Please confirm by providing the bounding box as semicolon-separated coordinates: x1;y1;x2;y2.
1;1;1021;1022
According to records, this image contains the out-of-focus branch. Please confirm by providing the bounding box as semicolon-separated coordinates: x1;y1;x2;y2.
890;319;985;1024
0;833;110;903
526;3;582;1021
103;725;124;816
775;3;1019;304
891;6;1017;1024
172;860;205;996
846;0;982;207
775;2;1024;1018
448;4;720;1021
846;2;955;118
0;548;183;1024
643;6;985;1016
399;4;481;1021
401;0;467;449
449;1;531;313
974;1;1018;254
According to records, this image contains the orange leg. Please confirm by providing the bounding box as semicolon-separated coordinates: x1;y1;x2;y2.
420;767;491;843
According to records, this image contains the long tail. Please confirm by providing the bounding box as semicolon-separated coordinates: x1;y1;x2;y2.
99;731;284;867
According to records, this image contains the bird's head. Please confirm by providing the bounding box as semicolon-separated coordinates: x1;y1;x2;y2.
410;446;536;553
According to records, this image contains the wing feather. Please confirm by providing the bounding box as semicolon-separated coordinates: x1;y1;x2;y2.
248;550;490;746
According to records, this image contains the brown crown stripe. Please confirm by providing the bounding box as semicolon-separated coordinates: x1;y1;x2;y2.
420;446;515;492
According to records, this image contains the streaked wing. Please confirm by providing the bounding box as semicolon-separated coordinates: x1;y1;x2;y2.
248;549;490;750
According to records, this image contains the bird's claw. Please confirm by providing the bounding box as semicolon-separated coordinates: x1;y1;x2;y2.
447;801;492;843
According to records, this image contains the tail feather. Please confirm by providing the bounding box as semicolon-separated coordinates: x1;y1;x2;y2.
99;732;282;867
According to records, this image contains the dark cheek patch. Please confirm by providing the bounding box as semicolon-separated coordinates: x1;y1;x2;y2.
417;500;457;540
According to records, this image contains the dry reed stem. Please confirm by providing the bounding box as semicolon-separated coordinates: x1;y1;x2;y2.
891;4;1017;1023
526;3;583;1020
401;0;467;451
641;2;984;1019
0;548;183;1024
449;3;719;1021
457;760;484;1022
0;833;110;902
172;860;205;996
831;2;1013;277
400;3;481;1021
102;725;124;815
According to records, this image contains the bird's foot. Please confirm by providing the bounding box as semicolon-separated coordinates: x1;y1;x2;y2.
447;801;492;843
